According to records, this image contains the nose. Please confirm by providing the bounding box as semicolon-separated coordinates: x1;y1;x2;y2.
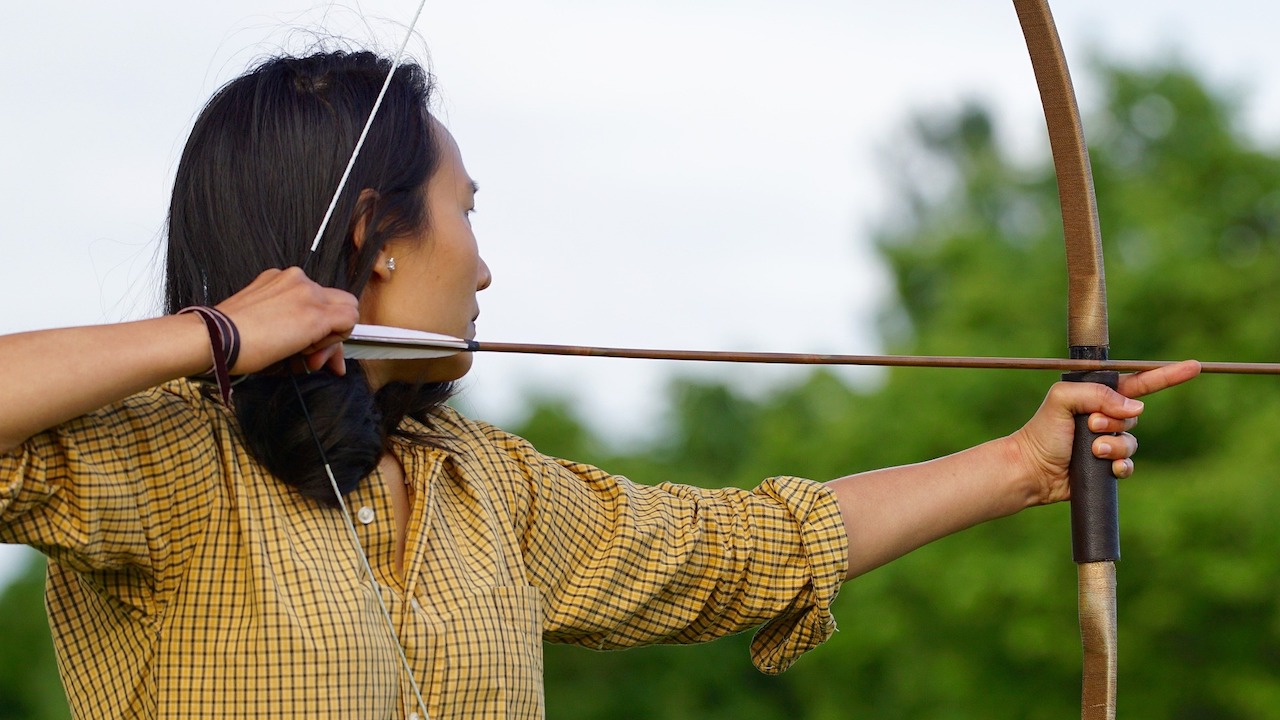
477;257;493;291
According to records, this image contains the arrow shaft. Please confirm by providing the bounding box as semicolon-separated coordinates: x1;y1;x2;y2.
471;341;1275;374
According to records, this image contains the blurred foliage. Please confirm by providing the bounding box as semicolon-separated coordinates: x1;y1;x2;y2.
0;554;68;720
4;59;1280;718
524;60;1280;719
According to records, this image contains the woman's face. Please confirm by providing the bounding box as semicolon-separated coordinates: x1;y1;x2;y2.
359;121;491;386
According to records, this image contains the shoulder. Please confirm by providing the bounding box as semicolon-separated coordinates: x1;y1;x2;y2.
423;405;631;495
407;404;545;466
397;404;592;507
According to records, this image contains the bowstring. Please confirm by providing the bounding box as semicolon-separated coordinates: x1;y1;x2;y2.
291;375;431;719
291;1;433;717
304;0;429;267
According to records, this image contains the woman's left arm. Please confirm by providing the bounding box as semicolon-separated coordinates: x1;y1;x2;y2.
826;360;1202;580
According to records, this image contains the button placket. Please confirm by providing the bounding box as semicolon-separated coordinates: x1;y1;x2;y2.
388;443;448;719
395;445;444;598
345;463;398;589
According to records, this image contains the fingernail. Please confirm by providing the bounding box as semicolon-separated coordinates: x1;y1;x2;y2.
1097;442;1112;455
1124;399;1144;412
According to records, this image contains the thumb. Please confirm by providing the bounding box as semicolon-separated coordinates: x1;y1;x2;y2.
1051;381;1144;422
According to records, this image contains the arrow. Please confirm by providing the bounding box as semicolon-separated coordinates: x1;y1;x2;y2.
343;324;1276;374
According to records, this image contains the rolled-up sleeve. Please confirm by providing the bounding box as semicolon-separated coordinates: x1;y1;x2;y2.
746;477;848;674
0;383;219;580
483;424;848;674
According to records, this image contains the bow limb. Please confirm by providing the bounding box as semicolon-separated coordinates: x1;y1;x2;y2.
1013;2;1118;719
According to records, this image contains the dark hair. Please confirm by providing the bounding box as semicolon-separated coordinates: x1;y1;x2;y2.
164;50;453;505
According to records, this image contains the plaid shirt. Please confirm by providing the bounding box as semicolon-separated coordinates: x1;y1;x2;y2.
0;380;847;719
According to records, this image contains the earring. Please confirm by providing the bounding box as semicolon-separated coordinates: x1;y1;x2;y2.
386;257;396;272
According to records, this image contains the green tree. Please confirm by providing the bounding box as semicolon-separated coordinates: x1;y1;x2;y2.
0;553;70;720
529;59;1280;719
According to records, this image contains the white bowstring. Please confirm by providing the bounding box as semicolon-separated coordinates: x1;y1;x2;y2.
291;370;432;719
300;1;434;717
306;0;429;258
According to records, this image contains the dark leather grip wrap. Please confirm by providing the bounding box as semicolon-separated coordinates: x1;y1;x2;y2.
1062;369;1121;563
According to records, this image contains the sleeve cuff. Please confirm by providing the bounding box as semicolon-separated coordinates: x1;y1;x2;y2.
748;477;848;674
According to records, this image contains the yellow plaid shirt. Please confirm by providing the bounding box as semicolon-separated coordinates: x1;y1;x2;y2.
0;379;848;719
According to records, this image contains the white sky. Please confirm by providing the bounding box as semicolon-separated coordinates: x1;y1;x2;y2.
2;0;1279;579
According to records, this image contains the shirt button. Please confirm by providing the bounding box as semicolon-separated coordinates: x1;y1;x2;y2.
409;713;420;720
356;506;375;524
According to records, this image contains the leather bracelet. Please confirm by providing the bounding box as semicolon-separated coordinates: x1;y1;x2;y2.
177;306;240;405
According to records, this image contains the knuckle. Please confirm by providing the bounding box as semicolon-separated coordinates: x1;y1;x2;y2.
1092;383;1115;405
1047;382;1072;403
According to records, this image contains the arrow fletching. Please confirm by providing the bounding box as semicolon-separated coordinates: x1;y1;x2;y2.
343;324;473;360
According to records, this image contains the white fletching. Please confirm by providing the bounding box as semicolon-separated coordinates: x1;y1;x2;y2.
343;324;472;360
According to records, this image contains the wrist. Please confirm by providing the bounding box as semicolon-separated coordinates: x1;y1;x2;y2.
995;432;1050;511
176;306;240;405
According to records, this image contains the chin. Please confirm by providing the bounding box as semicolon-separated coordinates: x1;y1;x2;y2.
412;353;475;384
368;352;475;389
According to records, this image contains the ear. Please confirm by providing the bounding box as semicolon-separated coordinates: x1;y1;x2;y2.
350;188;393;282
368;248;394;283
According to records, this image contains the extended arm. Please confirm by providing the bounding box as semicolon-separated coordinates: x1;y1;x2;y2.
827;361;1201;580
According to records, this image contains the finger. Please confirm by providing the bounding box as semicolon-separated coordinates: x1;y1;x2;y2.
1092;432;1136;461
325;345;347;376
321;294;360;338
1112;458;1135;479
302;332;348;356
1088;412;1137;434
303;345;346;376
1117;359;1201;399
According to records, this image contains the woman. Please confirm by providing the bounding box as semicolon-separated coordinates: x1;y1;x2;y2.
0;50;1198;719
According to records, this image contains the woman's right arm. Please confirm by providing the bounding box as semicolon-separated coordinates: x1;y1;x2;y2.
0;267;359;453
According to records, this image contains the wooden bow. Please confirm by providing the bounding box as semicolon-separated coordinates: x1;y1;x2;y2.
1014;1;1118;717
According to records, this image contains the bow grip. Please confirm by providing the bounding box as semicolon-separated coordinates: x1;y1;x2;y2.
1062;369;1120;564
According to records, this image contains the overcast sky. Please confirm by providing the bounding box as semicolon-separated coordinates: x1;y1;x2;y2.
2;1;1279;579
